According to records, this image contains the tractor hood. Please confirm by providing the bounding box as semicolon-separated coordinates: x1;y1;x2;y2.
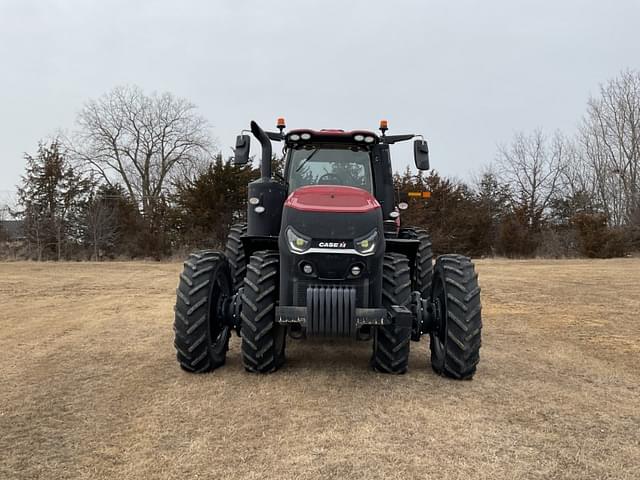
279;184;384;246
284;185;380;213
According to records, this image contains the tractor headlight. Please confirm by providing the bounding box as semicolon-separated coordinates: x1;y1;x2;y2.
286;227;310;254
354;230;378;255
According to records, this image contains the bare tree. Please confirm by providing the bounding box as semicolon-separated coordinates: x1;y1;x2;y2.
580;70;640;226
73;85;213;230
556;137;591;197
497;130;566;231
82;194;119;261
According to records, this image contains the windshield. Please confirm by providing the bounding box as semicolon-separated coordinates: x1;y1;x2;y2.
287;147;373;192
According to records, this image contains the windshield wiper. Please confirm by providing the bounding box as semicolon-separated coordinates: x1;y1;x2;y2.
295;148;319;172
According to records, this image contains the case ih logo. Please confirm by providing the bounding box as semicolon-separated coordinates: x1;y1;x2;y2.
318;241;347;249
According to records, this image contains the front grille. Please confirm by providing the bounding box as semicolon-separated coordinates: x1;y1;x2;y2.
306;286;356;337
294;281;368;307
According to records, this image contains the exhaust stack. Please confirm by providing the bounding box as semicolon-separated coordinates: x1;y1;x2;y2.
246;121;287;237
251;120;272;180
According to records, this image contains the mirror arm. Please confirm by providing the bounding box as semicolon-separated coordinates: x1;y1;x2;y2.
382;134;416;144
266;131;284;142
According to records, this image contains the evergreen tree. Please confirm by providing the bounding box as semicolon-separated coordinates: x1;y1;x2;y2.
171;155;257;248
15;140;91;260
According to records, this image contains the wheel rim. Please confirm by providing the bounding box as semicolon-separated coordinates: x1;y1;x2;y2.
209;269;232;345
430;271;447;362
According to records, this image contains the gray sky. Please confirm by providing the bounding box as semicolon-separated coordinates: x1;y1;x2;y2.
1;0;639;203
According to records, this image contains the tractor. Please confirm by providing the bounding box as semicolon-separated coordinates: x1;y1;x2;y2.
173;119;481;378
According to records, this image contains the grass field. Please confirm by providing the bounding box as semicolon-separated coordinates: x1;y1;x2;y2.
1;259;639;479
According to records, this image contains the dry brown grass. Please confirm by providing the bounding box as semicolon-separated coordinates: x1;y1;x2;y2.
1;259;639;479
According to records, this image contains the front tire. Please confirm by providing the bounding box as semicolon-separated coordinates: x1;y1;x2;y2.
173;250;232;373
430;255;482;379
371;253;412;374
240;251;286;373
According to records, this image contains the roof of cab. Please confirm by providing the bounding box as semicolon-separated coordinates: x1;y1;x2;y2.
286;128;380;144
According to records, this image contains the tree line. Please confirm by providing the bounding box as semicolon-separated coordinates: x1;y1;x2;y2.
5;72;640;260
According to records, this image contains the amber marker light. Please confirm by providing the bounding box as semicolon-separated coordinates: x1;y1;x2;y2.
379;119;388;135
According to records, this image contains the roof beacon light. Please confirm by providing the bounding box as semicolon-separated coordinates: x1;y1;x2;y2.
277;117;286;133
379;119;389;135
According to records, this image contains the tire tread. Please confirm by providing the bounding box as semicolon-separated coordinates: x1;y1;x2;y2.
173;250;230;373
240;251;285;373
225;223;248;291
430;254;482;380
371;253;412;374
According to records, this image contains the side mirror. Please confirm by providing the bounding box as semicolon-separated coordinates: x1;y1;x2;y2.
413;139;430;170
233;134;251;165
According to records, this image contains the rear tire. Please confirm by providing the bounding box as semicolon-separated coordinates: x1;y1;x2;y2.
224;223;247;292
174;250;232;373
240;251;286;373
430;255;482;379
400;227;433;340
371;253;412;374
400;227;433;298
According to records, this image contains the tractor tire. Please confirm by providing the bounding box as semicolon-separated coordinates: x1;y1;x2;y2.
430;255;482;379
371;253;412;374
173;250;233;373
399;227;434;340
240;250;286;373
224;223;247;292
399;227;433;298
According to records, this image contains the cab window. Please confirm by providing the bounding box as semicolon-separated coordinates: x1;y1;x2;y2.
288;147;373;192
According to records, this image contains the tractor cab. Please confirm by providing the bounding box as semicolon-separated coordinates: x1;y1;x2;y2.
233;120;430;240
284;129;378;194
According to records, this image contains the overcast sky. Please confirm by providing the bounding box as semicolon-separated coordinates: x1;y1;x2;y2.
1;0;639;204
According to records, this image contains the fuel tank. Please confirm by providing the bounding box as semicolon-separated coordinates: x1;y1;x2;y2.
246;178;287;237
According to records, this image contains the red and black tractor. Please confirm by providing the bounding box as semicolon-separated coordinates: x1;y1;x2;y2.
173;119;481;378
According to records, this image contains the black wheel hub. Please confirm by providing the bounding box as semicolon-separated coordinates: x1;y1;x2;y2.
410;291;432;340
209;271;235;348
218;290;243;334
432;297;443;335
